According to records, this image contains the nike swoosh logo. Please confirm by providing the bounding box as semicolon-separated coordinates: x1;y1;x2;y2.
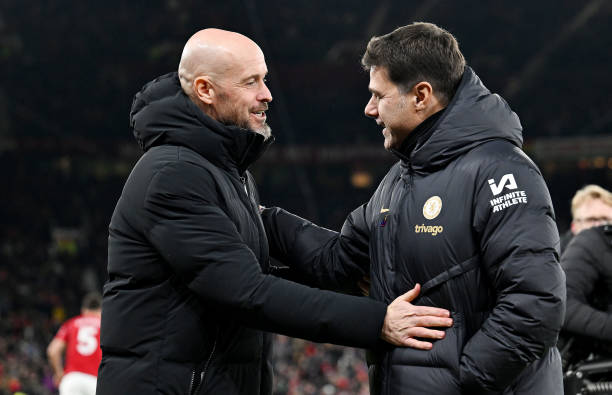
380;208;390;213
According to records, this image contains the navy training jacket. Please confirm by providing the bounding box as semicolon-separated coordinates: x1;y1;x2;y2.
263;67;566;394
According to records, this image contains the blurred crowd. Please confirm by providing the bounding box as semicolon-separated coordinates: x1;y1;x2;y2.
272;337;369;395
2;1;612;143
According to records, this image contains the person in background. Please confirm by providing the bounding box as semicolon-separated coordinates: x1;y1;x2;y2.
560;224;612;387
47;292;102;395
560;184;612;251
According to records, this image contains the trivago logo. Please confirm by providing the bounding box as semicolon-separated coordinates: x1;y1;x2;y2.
414;224;444;236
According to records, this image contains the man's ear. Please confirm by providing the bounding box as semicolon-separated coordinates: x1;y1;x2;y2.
412;81;434;110
194;76;215;104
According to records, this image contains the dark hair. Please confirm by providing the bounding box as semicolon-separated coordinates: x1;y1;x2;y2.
361;22;465;104
82;292;102;310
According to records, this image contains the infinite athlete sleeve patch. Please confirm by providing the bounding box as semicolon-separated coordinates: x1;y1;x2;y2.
487;173;528;213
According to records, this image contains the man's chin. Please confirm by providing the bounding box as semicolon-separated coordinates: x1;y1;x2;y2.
253;124;272;140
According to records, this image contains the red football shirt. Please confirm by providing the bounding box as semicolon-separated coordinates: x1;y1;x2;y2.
54;313;102;376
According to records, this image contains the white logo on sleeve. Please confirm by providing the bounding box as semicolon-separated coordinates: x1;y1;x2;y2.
488;174;528;213
488;174;517;195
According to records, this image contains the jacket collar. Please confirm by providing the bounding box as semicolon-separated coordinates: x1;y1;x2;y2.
390;66;523;174
391;108;445;163
130;72;273;175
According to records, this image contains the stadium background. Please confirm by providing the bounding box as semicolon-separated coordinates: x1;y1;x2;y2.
1;1;611;394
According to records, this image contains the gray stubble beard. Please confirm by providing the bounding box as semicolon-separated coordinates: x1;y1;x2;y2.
254;124;272;140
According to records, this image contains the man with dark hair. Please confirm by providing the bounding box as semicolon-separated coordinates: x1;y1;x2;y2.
263;22;566;393
96;28;452;395
81;292;102;311
47;292;102;395
361;21;465;105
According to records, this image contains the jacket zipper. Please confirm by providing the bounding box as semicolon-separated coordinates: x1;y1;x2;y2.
240;174;268;270
382;173;408;272
240;176;248;195
198;335;218;392
188;330;218;395
188;370;196;395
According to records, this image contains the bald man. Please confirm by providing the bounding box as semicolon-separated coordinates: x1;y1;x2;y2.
97;29;452;395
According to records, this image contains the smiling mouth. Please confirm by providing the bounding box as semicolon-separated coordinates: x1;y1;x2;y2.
251;111;266;121
378;122;387;135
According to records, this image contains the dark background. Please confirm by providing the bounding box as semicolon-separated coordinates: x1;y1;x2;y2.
1;1;611;394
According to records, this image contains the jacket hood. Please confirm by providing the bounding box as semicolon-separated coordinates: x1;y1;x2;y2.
129;72;273;174
405;66;523;173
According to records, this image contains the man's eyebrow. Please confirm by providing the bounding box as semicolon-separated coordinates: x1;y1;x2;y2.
368;86;381;95
241;73;268;83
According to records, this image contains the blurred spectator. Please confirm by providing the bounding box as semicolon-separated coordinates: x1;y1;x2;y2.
559;225;612;390
46;292;101;395
560;185;612;251
272;336;369;395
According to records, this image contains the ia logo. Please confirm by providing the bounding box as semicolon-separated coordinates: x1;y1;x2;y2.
488;174;517;196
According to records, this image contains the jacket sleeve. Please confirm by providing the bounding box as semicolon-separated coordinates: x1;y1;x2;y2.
459;155;566;392
261;204;371;293
562;228;612;341
143;162;386;349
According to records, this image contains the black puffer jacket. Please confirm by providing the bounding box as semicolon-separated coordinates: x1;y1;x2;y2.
263;67;566;394
562;225;612;352
97;72;389;395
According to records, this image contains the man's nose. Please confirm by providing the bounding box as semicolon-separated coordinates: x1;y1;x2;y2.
364;97;377;118
258;82;272;102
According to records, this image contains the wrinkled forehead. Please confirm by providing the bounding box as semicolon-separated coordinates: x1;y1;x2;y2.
221;44;268;81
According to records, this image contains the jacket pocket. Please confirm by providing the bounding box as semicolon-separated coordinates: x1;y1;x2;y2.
388;312;465;374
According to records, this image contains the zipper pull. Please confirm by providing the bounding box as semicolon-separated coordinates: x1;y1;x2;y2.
240;176;248;196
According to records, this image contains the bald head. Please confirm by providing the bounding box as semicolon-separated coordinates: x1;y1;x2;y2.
176;28;273;138
178;29;263;100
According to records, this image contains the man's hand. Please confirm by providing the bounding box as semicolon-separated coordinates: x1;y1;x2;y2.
381;283;452;349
